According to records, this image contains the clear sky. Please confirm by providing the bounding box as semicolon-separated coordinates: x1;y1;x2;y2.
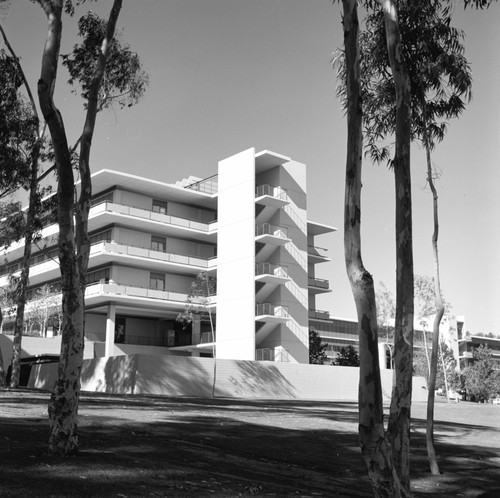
3;1;499;334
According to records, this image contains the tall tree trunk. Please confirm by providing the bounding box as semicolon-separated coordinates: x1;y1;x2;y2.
38;0;83;455
422;328;431;378
37;0;123;455
342;2;402;495
0;311;6;388
377;1;414;494
438;341;450;402
1;14;44;389
10;144;41;388
423;111;445;475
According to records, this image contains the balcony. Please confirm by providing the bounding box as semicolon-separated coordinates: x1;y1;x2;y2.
90;241;217;273
309;309;330;320
308;277;331;294
255;223;290;248
183;174;218;195
255;303;289;322
88;201;217;241
84;281;217;315
255;263;288;281
307;244;330;263
255;264;289;301
255;347;290;362
255;184;289;207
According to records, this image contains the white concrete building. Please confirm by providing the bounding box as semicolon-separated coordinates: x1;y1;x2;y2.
1;148;335;364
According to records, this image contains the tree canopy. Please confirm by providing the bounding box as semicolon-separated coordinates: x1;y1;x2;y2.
309;330;328;365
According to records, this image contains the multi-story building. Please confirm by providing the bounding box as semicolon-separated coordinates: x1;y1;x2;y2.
312;313;468;370
0;148;335;364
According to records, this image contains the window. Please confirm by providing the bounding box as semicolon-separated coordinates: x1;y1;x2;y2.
90;229;112;245
151;235;166;252
152;199;168;214
91;191;114;206
87;267;111;285
150;272;165;291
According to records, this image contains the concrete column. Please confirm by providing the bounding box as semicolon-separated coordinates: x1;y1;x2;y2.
378;342;387;370
105;303;116;357
192;319;201;346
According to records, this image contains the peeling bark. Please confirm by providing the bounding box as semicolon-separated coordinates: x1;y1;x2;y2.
342;1;402;495
36;0;123;455
375;1;414;494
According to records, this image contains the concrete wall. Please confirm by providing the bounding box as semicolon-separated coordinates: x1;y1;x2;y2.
217;148;256;360
0;334;95;369
29;353;428;403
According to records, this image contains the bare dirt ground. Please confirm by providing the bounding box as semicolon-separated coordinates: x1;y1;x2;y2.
0;390;499;497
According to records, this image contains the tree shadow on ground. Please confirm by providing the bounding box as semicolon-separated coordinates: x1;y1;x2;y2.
1;391;499;497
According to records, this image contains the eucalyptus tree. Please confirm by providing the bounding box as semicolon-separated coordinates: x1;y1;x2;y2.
338;0;412;494
0;25;51;389
33;0;147;455
339;0;408;495
354;1;471;475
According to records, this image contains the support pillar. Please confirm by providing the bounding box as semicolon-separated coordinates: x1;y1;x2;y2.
105;303;116;358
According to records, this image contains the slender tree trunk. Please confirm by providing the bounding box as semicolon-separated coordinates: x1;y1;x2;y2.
37;0;82;455
10;144;41;388
0;312;6;388
37;0;123;454
422;328;431;378
207;299;216;398
438;341;451;403
342;2;402;495
377;1;414;494
1;15;44;389
203;274;216;398
423;114;445;475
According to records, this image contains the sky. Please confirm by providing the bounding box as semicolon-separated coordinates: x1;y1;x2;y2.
2;1;499;335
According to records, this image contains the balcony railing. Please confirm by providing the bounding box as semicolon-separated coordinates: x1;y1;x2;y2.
255;223;288;239
309;309;330;320
255;184;288;201
91;201;217;232
199;331;215;344
255;263;288;278
255;303;289;318
308;244;328;258
308;277;329;289
183;174;218;194
256;347;290;362
85;282;195;303
91;241;213;268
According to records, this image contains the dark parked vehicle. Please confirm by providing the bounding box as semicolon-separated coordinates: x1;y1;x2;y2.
6;355;60;387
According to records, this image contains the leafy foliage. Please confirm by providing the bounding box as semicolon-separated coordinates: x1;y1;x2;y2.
463;0;497;8
62;11;148;111
335;1;472;165
178;271;216;326
0;52;37;194
414;341;460;391
414;275;452;329
309;330;328;365
334;345;360;367
462;345;500;401
25;284;62;336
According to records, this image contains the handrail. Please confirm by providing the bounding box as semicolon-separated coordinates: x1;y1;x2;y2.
91;200;217;231
255;223;288;238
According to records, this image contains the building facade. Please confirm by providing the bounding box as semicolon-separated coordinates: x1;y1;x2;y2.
0;148;335;364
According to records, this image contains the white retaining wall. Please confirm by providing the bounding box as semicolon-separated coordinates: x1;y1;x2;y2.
0;334;94;368
30;354;428;402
